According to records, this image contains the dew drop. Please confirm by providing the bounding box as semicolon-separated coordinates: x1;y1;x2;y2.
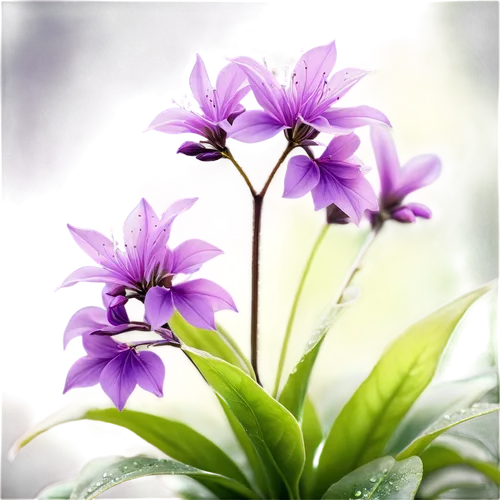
383;468;388;474
102;472;108;478
369;476;377;483
443;414;451;420
354;490;362;497
460;409;466;414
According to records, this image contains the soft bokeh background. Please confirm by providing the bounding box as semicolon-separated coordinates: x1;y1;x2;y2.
66;0;498;482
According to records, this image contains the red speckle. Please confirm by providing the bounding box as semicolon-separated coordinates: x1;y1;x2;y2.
68;343;82;361
135;175;158;195
363;42;385;64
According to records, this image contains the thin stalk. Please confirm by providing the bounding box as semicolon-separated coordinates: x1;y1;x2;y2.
250;141;296;386
272;224;330;398
223;150;256;196
332;220;383;304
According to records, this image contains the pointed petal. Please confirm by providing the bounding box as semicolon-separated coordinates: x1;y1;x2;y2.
131;350;165;398
370;125;401;200
146;107;211;135
321;133;361;161
406;202;432;219
228;110;286;143
391;206;417;223
311;167;378;225
322;105;391;131
171;239;223;274
216;62;247;107
82;333;122;358
172;279;237;330
100;350;137;411
231;56;287;123
144;287;175;330
189;54;216;120
316;160;364;179
67;224;118;267
394;154;442;200
293;40;337;101
58;266;125;289
283;155;320;198
323;68;370;105
63;306;109;349
222;86;251;121
63;356;109;393
123;198;158;257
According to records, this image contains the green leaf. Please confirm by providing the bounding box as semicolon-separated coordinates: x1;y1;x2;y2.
386;372;498;455
37;480;75;499
300;397;324;499
313;282;493;498
322;456;423;500
279;289;358;420
397;403;500;459
13;407;248;488
421;444;500;485
183;346;305;499
169;312;255;379
217;395;269;497
68;455;257;500
418;466;499;500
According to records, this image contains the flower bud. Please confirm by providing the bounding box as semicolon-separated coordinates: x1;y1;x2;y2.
196;151;223;162
326;204;351;225
177;141;207;156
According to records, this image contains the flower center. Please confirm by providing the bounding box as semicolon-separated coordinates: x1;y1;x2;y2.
159;274;174;289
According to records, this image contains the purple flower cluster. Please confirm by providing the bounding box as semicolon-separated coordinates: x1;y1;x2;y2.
60;199;237;410
148;40;440;226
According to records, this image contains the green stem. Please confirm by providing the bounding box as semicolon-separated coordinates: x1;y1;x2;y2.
223;149;257;197
332;220;383;304
272;224;330;398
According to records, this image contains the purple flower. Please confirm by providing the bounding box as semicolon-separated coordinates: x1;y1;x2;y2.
227;41;390;144
64;332;165;411
283;133;378;225
370;125;442;223
59;198;237;332
146;55;249;156
62;289;179;348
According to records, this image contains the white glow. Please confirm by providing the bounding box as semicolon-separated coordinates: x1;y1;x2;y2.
210;210;229;231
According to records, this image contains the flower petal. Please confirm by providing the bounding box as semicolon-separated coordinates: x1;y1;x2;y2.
283;155;320;199
292;40;337;102
312;167;378;225
231;56;287;123
63;306;109;349
370;125;401;201
82;333;122;359
216;62;249;119
228;110;286;143
406;202;432;219
323;68;370;106
67;224;118;268
172;278;237;330
131;350;165;398
391;206;417;223
146;107;211;135
322;105;391;130
100;350;137;411
106;295;130;326
189;54;216;120
58;266;125;290
144;286;175;330
394;154;442;200
171;239;223;275
321;133;361;161
63;356;109;393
